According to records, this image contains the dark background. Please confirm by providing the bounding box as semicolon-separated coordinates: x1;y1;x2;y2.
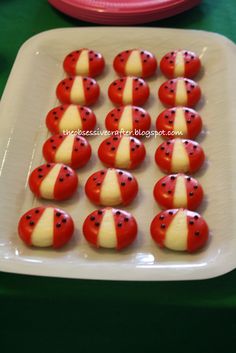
1;1;236;352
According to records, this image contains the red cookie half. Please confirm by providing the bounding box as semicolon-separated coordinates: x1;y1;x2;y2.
29;163;78;201
63;48;105;77
160;50;201;79
83;208;137;250
108;77;150;106
18;207;74;248
56;76;100;106
150;208;209;252
153;174;204;210
158;78;201;107
43;134;91;169
113;49;157;78
98;135;146;170
85;168;138;206
46;104;96;134
105;105;151;137
156;106;202;140
155;139;205;174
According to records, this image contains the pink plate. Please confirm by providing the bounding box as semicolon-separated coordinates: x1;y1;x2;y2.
48;0;201;25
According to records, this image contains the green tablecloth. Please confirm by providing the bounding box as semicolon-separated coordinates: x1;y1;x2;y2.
1;1;236;352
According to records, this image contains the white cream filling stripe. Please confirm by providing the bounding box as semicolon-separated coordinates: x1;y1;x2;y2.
55;135;74;165
70;76;85;104
100;169;122;206
59;105;82;132
31;207;54;247
39;164;62;199
75;49;89;75
125;50;142;76
98;209;117;248
165;209;188;251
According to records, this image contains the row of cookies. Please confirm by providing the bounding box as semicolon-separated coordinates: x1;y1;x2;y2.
152;50;209;253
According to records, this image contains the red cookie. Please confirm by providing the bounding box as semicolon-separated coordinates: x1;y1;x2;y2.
46;104;96;134
153;174;204;210
18;207;74;248
108;77;150;106
156;107;202;139
63;48;105;77
85;168;138;206
83;208;137;250
105;105;151;137
155;139;205;174
113;49;157;78
56;76;100;106
29;163;78;201
150;208;209;252
98;135;146;169
160;50;201;79
43;134;91;169
158;78;201;107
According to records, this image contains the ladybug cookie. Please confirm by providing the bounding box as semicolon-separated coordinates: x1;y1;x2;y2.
43;134;91;169
156;107;202;140
160;50;201;79
150;208;209;252
83;208;137;250
46;104;96;134
63;48;105;77
153;174;204;210
108;77;150;106
158;78;201;107
18;207;74;248
56;76;100;106
98;135;146;169
29;163;78;201
113;49;157;78
105;105;151;137
155;139;205;173
85;168;138;206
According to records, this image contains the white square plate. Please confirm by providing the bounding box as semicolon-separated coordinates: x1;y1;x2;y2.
0;27;236;280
